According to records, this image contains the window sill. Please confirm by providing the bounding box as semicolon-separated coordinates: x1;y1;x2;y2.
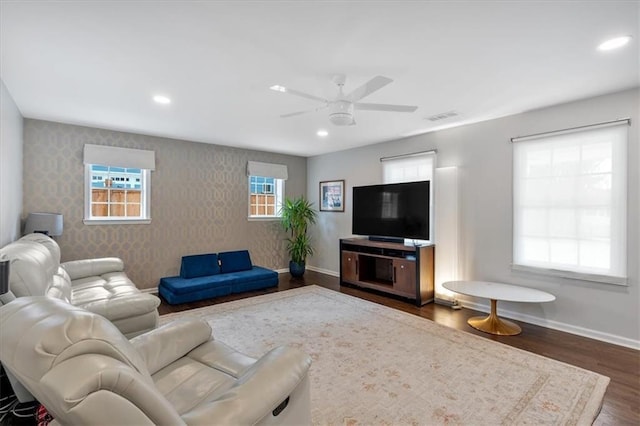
511;263;628;286
247;216;281;222
83;219;152;225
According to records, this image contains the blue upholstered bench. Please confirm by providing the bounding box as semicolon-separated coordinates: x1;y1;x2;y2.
158;250;278;304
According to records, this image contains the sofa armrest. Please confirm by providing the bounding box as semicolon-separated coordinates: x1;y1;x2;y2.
38;356;186;425
131;318;212;374
77;293;160;321
181;346;312;425
62;258;124;280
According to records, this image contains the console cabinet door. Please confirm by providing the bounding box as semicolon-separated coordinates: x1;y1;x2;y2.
393;258;416;296
342;251;359;283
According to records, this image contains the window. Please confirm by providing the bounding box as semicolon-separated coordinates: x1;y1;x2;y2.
249;176;284;217
88;165;148;218
512;121;628;284
83;144;155;224
381;151;436;242
247;161;288;219
382;152;435;184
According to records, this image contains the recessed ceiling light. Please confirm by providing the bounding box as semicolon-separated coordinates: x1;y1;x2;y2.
597;36;632;51
153;95;171;104
270;85;287;93
317;129;328;137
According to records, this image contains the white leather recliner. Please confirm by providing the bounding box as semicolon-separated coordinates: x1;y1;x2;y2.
0;233;159;337
0;297;312;425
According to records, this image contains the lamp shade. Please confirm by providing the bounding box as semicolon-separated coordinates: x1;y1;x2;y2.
24;213;63;236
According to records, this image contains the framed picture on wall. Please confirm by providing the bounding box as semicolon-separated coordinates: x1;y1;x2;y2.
319;180;345;212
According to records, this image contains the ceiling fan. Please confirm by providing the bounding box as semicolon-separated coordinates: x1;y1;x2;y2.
270;75;418;126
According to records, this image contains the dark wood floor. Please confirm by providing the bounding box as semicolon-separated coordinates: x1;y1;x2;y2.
159;271;640;426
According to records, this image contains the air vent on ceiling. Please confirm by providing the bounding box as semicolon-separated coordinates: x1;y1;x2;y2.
425;110;458;121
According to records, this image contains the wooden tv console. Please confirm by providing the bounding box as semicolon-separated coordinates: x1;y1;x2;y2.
339;238;435;306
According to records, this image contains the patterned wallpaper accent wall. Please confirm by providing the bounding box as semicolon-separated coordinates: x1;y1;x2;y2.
23;119;307;290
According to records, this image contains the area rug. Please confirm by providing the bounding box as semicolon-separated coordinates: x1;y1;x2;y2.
160;286;609;425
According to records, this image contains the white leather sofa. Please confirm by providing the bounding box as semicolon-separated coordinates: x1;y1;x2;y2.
0;297;312;425
0;233;159;338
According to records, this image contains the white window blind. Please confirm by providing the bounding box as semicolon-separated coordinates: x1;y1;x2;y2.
382;152;434;183
84;144;156;170
512;121;628;284
381;151;436;242
246;161;288;180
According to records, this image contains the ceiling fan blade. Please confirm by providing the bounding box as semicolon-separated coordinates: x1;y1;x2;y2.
280;104;329;118
270;85;328;103
281;110;313;118
354;102;418;113
345;76;393;102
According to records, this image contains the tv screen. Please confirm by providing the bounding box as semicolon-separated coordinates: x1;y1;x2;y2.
352;181;430;240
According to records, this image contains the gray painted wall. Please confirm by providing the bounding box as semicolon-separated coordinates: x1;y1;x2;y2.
22;119;307;290
0;80;23;246
306;88;639;347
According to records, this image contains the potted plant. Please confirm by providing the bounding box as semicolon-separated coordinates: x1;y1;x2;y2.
280;196;317;277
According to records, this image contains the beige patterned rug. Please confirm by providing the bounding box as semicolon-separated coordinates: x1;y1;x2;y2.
160;286;609;425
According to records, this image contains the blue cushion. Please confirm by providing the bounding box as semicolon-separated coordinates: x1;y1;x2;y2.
158;265;279;305
219;250;253;273
160;275;229;295
216;266;276;283
180;253;220;279
159;280;231;304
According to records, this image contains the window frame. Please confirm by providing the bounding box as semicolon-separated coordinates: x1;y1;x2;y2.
247;175;284;220
83;164;152;225
511;120;628;286
381;151;436;244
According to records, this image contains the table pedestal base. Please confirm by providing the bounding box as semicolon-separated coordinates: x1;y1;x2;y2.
467;299;521;336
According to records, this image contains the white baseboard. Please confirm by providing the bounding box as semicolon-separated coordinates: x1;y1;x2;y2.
306;265;339;277
460;300;640;350
278;265;338;276
140;287;158;295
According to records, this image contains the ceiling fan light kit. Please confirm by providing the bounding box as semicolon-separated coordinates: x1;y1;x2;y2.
271;75;418;126
329;113;354;126
329;100;355;126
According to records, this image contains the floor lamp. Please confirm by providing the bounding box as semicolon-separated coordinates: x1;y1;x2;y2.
434;167;462;307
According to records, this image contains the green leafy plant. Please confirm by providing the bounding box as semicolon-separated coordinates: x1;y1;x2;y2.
280;196;317;264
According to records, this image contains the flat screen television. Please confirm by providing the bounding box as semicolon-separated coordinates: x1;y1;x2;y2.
352;181;430;241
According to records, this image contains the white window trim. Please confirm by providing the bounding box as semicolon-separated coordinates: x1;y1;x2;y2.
511;119;629;286
511;264;627;286
83;165;152;224
247;177;284;220
84;218;152;225
247;217;282;222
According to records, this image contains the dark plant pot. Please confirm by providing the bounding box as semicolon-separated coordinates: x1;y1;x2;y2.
289;260;306;278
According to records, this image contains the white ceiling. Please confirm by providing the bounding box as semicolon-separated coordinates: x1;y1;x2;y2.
1;1;638;157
